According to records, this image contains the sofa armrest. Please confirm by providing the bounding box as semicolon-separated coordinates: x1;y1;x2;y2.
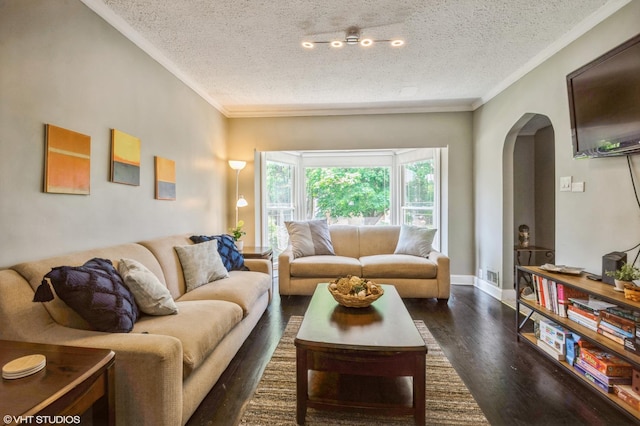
429;250;451;299
244;258;272;276
19;324;183;426
278;246;294;295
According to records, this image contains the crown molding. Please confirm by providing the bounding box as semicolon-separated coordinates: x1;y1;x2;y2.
224;101;476;118
473;0;631;110
80;0;230;117
82;0;629;118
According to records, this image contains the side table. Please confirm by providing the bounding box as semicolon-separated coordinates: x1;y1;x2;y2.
0;340;115;426
513;245;554;289
241;246;273;262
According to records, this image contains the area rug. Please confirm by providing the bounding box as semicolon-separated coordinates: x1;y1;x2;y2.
239;316;489;425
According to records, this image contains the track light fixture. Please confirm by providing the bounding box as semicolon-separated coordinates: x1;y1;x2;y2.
302;26;404;49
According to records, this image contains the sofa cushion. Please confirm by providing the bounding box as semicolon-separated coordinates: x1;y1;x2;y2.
290;255;361;278
360;254;438;279
118;258;178;316
394;225;437;257
175;239;229;292
36;258;139;333
285;219;335;258
133;299;243;378
190;234;249;272
176;270;271;316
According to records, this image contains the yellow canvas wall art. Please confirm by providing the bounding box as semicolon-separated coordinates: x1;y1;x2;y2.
111;129;141;185
155;156;176;200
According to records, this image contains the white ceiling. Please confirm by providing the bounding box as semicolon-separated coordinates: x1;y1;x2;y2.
83;0;630;117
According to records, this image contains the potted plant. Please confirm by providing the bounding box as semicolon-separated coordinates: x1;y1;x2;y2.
606;262;640;291
229;220;246;250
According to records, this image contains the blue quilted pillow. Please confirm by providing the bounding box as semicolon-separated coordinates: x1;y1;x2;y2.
190;234;249;272
33;258;139;333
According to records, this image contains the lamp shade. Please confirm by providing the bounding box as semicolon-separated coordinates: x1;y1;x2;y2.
228;160;246;170
236;195;248;208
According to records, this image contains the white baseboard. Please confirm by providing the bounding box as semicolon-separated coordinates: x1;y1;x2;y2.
451;274;474;286
474;276;517;302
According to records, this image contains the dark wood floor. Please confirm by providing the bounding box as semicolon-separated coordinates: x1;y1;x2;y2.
186;284;638;426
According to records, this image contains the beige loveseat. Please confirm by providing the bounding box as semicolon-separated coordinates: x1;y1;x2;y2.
278;225;450;299
0;234;272;426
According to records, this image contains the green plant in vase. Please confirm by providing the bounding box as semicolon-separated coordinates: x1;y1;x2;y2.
230;220;246;241
606;262;640;292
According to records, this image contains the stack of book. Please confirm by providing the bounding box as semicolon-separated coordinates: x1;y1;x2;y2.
598;307;636;345
537;319;571;360
567;297;617;331
573;344;633;393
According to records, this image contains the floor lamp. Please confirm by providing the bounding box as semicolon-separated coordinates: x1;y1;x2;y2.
228;160;248;225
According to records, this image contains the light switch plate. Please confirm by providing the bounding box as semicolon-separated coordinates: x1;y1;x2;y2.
571;182;585;192
560;176;572;192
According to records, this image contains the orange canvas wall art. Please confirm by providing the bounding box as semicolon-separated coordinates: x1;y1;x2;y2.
44;124;91;195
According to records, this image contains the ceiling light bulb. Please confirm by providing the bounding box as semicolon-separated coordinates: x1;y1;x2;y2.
360;39;373;47
391;40;404;47
331;41;343;48
302;41;314;49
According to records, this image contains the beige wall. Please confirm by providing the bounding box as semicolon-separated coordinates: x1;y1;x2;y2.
474;1;640;288
0;0;228;267
228;112;475;275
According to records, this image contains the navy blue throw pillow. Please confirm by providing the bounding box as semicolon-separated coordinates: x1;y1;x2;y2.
190;234;249;272
34;258;139;333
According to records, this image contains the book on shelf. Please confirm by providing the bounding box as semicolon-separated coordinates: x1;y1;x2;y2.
567;310;598;332
606;306;640;323
573;362;614;393
539;319;571;344
536;339;565;361
579;346;633;377
624;337;640;355
600;311;636;335
574;358;632;386
599;320;635;339
569;297;618;314
597;327;626;345
568;304;599;322
614;385;640;411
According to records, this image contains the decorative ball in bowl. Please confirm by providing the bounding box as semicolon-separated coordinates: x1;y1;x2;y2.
328;276;384;308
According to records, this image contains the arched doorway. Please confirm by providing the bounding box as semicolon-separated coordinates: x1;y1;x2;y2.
503;114;555;292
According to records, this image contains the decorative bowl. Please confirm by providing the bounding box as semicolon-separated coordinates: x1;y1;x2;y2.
328;276;384;308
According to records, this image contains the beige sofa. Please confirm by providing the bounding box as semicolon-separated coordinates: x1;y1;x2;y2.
278;225;450;299
0;234;272;426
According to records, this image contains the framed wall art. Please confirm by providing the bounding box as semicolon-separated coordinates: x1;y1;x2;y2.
111;129;141;185
44;124;91;195
154;156;176;200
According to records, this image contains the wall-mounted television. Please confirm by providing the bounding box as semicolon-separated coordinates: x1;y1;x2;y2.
567;33;640;159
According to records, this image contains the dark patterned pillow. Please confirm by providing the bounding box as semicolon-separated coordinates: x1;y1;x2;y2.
33;258;139;333
190;234;249;272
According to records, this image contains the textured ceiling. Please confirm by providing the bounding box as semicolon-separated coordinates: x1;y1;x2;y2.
85;0;628;117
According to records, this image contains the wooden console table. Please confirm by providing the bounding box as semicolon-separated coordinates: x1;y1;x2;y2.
0;340;115;426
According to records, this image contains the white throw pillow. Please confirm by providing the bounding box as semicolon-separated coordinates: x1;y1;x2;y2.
174;239;229;292
118;258;178;315
394;225;437;258
285;219;335;258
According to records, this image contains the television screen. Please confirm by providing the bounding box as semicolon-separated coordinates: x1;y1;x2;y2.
567;33;640;158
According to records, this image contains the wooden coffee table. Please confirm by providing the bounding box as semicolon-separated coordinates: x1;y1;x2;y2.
0;340;115;425
295;283;427;425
